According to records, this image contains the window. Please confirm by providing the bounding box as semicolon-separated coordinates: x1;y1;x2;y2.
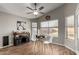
32;22;37;27
40;27;49;35
49;20;58;27
40;20;58;38
78;15;79;39
66;15;74;40
41;21;48;27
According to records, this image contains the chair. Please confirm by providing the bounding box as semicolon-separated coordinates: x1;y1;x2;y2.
44;35;53;43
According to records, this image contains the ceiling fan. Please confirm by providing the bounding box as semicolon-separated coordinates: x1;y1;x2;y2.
26;3;45;15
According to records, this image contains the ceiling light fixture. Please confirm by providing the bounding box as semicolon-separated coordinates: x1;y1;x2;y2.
26;3;44;16
33;11;38;15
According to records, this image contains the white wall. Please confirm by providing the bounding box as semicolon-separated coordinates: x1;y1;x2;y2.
0;12;31;48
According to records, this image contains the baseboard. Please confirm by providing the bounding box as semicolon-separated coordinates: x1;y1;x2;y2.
75;51;79;55
0;44;13;49
65;45;77;55
0;47;3;49
52;43;65;46
52;43;77;55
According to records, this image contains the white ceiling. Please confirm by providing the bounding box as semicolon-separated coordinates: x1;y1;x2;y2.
0;3;64;19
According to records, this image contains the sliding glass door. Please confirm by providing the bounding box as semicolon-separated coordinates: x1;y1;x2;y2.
31;22;37;41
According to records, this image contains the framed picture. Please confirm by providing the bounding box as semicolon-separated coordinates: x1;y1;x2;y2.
17;21;26;30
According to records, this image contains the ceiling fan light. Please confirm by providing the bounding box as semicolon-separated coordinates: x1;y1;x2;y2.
33;11;38;15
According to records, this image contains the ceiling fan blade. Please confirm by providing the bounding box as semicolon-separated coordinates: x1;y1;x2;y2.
26;12;33;14
39;12;45;14
26;7;33;11
39;6;44;11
